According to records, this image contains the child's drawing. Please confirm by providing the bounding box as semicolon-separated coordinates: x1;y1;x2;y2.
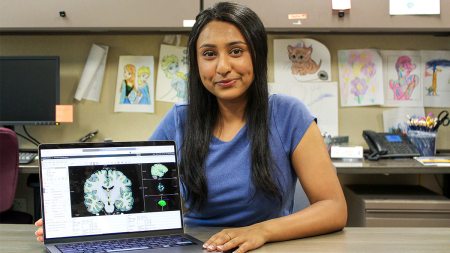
274;39;331;83
114;56;154;113
288;43;322;75
137;66;151;104
338;49;384;107
421;51;450;107
381;50;422;107
156;45;188;103
269;82;338;136
420;51;450;107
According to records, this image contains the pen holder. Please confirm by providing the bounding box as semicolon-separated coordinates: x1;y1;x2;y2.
407;130;437;156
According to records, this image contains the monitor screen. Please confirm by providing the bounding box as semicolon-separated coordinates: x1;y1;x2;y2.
0;56;60;125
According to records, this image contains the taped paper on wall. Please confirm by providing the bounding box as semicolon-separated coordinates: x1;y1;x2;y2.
269;82;339;136
74;44;109;102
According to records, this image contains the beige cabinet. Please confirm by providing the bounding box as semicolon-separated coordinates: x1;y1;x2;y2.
344;184;450;227
0;0;199;31
204;0;450;32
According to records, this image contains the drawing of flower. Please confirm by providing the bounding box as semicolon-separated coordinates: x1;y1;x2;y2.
351;77;368;104
362;62;376;78
349;52;360;64
352;62;364;76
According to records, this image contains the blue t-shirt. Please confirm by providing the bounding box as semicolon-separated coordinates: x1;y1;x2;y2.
150;94;315;226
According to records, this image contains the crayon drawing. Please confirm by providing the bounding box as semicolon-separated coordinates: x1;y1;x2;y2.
421;51;450;107
156;44;188;103
274;38;331;83
269;82;338;136
114;56;154;113
338;49;384;107
381;50;422;107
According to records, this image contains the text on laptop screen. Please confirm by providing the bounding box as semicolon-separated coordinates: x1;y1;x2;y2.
40;144;183;239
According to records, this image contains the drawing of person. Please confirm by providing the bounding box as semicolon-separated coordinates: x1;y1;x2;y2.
425;61;445;96
137;66;151;105
389;56;418;100
120;64;140;104
161;55;187;101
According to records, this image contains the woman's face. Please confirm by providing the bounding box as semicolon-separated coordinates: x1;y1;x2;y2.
196;21;254;103
124;68;132;80
168;62;179;74
139;72;149;81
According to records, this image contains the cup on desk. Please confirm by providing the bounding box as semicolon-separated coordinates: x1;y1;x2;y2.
407;130;437;156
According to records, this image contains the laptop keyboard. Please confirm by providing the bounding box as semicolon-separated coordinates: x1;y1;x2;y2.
56;235;195;253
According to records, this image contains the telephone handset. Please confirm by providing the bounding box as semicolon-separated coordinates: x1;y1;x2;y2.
362;130;420;161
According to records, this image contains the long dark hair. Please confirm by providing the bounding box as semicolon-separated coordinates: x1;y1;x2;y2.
181;2;281;211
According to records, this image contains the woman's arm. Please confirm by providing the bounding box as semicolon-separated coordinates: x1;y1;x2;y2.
256;121;347;241
204;122;347;253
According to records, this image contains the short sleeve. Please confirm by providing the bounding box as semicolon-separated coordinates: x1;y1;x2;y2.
149;106;178;141
270;94;316;155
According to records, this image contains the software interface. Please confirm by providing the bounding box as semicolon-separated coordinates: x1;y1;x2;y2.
40;145;182;239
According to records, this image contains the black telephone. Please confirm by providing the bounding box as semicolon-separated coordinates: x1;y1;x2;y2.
362;130;420;161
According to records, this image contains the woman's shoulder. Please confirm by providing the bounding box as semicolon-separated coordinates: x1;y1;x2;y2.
172;103;189;122
269;93;315;126
173;102;189;112
269;93;308;111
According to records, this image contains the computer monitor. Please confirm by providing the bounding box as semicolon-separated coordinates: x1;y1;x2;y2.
0;56;60;125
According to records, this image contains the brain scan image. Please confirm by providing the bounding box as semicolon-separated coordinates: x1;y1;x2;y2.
146;195;180;212
150;164;169;179
84;168;134;215
157;182;165;193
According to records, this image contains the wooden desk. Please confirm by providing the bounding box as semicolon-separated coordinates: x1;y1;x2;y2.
1;224;449;253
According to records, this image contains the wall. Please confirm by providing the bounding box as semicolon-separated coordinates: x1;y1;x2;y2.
1;33;449;149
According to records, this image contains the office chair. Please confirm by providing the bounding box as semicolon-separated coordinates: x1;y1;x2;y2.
0;127;33;224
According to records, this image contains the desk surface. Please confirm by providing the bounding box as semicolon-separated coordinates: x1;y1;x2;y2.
334;158;450;174
1;224;449;253
20;159;450;174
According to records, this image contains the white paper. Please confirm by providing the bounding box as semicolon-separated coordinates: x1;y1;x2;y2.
382;107;425;133
381;50;423;107
332;0;351;10
114;56;155;113
74;44;109;102
156;45;188;103
421;50;450;107
269;82;339;136
274;38;331;83
338;49;384;107
390;0;440;15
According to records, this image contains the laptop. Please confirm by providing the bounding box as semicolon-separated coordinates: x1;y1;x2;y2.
39;141;205;253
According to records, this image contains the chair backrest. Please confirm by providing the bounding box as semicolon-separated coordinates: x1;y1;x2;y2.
0;127;19;212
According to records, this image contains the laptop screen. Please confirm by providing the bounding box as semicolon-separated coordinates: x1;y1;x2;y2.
39;141;183;240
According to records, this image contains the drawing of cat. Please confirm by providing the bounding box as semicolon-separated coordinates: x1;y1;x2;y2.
288;43;322;75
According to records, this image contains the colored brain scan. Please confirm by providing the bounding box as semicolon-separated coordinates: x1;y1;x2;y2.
157;197;168;211
151;164;169;179
84;168;134;215
157;182;165;192
158;200;167;207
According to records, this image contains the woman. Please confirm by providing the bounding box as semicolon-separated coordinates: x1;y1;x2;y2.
389;55;418;100
137;65;151;105
36;2;347;253
160;54;188;101
119;64;140;104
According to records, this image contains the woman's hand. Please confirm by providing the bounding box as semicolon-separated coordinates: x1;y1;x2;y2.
203;225;269;253
34;218;44;242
